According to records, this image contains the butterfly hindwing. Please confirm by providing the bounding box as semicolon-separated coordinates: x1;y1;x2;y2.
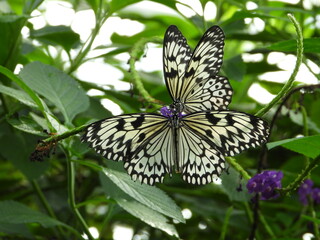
182;111;269;157
178;126;225;185
124;126;174;185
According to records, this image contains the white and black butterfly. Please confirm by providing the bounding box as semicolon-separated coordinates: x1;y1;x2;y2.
82;25;269;185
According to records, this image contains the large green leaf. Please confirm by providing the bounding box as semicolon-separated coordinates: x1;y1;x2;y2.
19;62;89;123
267;135;320;158
0;200;65;228
30;25;80;51
117;199;179;237
100;167;185;223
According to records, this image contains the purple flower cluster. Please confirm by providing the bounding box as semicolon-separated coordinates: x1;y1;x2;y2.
160;106;186;118
298;179;320;205
160;106;173;117
246;171;283;200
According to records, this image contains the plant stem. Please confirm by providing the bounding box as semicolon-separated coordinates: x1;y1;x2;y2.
259;212;275;238
226;157;251;180
31;180;66;239
66;154;94;240
281;155;320;195
219;206;233;240
129;36;163;108
310;200;320;239
255;13;304;118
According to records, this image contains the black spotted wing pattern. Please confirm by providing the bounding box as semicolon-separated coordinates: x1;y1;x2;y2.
182;111;269;157
178;126;225;185
163;25;192;101
163;25;233;113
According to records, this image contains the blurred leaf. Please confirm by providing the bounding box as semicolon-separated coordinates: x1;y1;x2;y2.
267;135;320;158
30;25;80;51
117;198;179;237
289;110;320;134
259;80;284;95
0;65;45;113
0;84;37;108
101;168;185;223
267;38;320;53
246;61;280;75
220;166;250;202
19;62;89;123
0;14;25;70
0;130;49;180
0;200;66;228
223;55;246;82
6;115;47;136
0;222;32;239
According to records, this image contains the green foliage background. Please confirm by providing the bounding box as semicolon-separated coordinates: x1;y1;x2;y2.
1;0;320;239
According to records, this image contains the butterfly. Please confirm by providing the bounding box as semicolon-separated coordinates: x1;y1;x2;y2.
82;25;269;185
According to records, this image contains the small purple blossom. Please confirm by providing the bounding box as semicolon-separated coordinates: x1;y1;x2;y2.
160;106;173;117
160;106;186;118
298;179;314;205
247;170;283;200
312;188;320;204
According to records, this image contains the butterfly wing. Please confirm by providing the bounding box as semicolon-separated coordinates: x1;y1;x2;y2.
180;26;232;113
163;25;192;101
182;111;269;157
82;113;174;185
163;25;232;113
178;126;225;185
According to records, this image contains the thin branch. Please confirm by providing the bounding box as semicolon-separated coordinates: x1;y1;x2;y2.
255;13;304;118
129;36;163;108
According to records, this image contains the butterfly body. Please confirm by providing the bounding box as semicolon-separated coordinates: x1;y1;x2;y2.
82;25;269;185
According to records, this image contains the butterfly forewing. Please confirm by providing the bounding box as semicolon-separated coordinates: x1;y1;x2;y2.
178;126;225;185
163;25;192;100
163;25;233;113
182;111;269;157
180;26;232;112
82;114;170;163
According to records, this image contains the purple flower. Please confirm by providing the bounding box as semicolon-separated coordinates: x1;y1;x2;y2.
246;170;283;200
298;179;314;205
312;188;320;204
160;106;172;117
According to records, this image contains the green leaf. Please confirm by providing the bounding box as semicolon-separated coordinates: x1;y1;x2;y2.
0;222;32;238
19;62;89;123
267;38;320;53
30;25;80;51
0;127;49;180
223;55;246;82
0;66;45;112
6;115;47;136
0;14;25;70
0;200;65;228
267;135;320;158
100;168;185;223
117;198;179;237
220;166;250;202
0;84;37;108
